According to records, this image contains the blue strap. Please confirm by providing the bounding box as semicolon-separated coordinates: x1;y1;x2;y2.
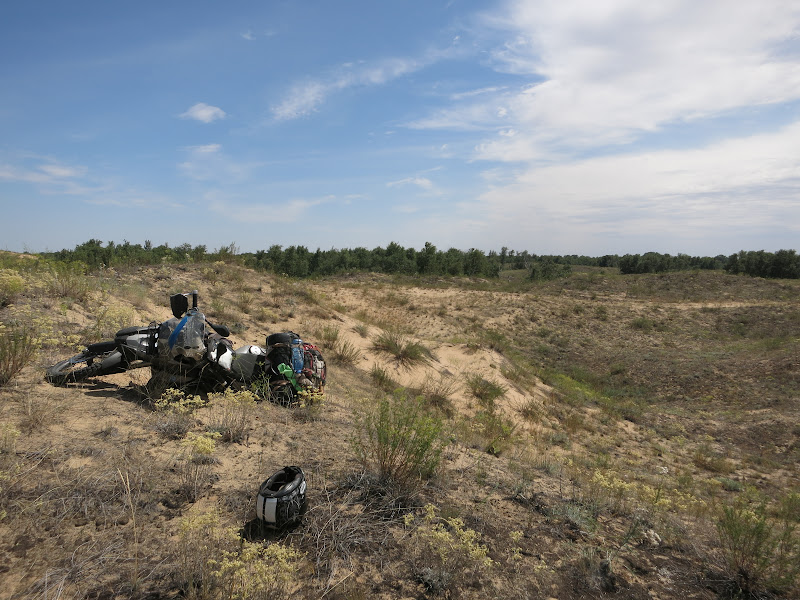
168;315;189;350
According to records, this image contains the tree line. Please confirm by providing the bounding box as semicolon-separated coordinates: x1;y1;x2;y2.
41;240;800;280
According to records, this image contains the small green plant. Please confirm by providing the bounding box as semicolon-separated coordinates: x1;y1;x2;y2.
716;493;800;596
370;363;398;392
46;261;92;301
352;322;369;338
83;303;136;341
175;510;304;599
0;269;25;307
0;323;38;386
318;324;341;347
417;372;457;415
464;410;518;456
465;374;506;410
331;338;362;366
293;388;325;422
206;388;260;443
153;389;204;439
371;330;432;368
407;504;493;596
692;442;735;474
178;431;220;502
352;391;446;490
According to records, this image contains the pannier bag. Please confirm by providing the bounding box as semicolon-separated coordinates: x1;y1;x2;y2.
256;466;307;527
302;343;326;388
266;332;299;374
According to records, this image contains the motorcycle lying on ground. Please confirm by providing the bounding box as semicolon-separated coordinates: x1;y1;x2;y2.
45;291;325;405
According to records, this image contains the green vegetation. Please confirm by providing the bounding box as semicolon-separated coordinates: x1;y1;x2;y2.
352;391;446;490
0;323;37;386
372;329;433;368
41;238;800;280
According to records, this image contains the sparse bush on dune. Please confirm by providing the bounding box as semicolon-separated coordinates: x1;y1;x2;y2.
0;269;25;307
0;323;38;386
715;492;800;597
371;329;432;368
0;257;798;599
352;391;446;493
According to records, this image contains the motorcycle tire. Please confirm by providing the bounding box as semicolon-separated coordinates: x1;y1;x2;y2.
46;348;125;385
270;380;297;407
266;332;295;346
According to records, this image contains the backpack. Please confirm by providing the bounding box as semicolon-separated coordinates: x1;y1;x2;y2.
302;343;326;388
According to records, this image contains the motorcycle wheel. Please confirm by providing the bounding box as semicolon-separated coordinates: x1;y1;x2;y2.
270;380;297;407
46;348;125;385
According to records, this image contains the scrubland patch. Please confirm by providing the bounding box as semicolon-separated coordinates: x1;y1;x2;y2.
0;262;798;599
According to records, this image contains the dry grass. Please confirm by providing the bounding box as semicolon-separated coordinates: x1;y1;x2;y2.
0;261;798;599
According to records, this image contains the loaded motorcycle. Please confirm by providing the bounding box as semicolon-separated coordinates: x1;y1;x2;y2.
45;291;325;404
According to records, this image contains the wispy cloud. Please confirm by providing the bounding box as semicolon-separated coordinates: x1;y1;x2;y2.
413;0;800;160
0;159;95;195
470;119;800;252
209;194;336;223
387;176;435;190
272;57;422;121
178;144;260;182
179;102;226;123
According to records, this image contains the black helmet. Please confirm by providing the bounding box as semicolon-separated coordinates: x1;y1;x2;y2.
256;466;307;527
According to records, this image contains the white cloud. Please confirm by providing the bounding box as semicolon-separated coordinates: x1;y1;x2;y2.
412;0;800;160
272;57;422;121
241;31;255;41
209;194;335;223
387;176;434;190
179;102;226;123
187;143;222;155
470;119;800;252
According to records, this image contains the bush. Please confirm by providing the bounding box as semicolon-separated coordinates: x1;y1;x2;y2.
716;494;800;596
175;510;303;599
465;374;506;410
0;323;38;386
153;389;204;439
352;391;446;490
178;432;220;502
206;388;260;443
372;330;432;368
46;261;92;301
0;269;25;307
370;363;398;393
331;338;362;366
407;504;493;596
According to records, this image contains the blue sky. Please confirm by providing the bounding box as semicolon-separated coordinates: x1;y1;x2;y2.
1;0;799;257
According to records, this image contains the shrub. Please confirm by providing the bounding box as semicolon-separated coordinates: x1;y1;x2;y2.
370;363;398;392
407;504;493;596
83;303;136;341
352;391;446;490
417;372;457;415
0;323;38;386
716;494;800;596
372;330;432;368
153;389;204;439
330;338;362;366
175;510;303;599
318;325;362;365
465;374;506;410
461;410;518;456
178;432;220;502
0;269;25;307
46;261;92;301
206;388;260;443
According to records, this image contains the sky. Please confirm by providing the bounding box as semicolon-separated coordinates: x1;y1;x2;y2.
1;0;799;257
